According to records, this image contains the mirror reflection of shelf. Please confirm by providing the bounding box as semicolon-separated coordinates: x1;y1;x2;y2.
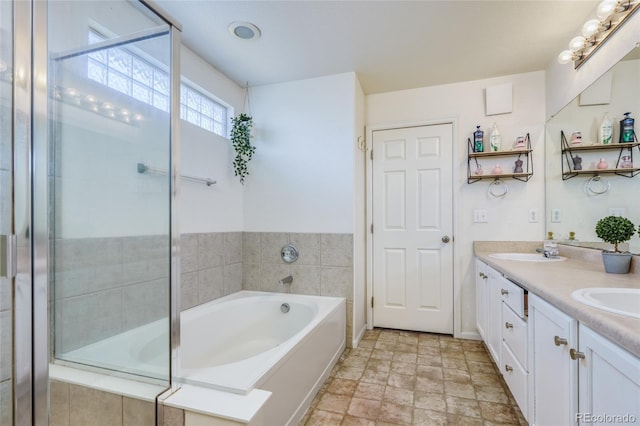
467;133;533;183
561;131;639;179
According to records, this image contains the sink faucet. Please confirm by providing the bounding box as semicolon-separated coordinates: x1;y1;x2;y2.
279;275;293;290
538;242;559;258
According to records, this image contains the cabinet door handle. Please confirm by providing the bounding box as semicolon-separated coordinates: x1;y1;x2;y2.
554;336;568;346
500;289;509;295
479;272;487;279
505;322;513;329
570;348;585;360
505;365;513;372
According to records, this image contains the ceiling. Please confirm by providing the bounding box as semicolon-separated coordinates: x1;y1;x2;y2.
155;1;599;94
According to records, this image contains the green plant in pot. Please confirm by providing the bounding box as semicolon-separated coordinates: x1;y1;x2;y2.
230;113;255;184
595;215;636;274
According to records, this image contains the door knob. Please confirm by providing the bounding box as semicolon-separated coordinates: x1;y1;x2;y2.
442;235;450;243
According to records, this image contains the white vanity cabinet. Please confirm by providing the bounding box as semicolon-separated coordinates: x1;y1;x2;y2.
476;260;529;420
499;277;529;420
475;259;488;340
485;266;505;365
528;294;578;426
577;325;640;425
528;295;640;426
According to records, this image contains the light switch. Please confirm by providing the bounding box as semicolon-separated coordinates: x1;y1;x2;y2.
551;209;561;223
474;209;488;223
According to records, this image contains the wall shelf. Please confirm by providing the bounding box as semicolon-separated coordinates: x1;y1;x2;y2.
467;133;533;183
561;131;639;180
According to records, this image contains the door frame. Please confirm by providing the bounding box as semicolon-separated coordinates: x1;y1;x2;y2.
365;119;462;337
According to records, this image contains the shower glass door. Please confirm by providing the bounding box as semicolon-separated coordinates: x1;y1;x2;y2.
48;1;173;383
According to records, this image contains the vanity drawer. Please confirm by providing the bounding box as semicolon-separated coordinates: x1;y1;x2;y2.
499;277;526;318
501;342;528;417
502;302;527;368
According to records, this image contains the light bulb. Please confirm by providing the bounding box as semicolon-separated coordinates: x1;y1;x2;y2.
582;19;601;38
569;36;586;51
558;50;574;64
597;0;618;20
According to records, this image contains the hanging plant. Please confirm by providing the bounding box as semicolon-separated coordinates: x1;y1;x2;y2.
230;113;255;184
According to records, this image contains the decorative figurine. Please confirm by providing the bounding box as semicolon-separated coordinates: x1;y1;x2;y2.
492;164;503;174
597;158;608;170
570;131;583;145
619;155;632;169
514;159;523;173
474;164;484;175
573;155;582;170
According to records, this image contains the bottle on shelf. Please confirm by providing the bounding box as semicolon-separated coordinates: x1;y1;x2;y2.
489;123;501;152
619;112;635;143
597;158;608;170
599;113;613;145
473;125;484;152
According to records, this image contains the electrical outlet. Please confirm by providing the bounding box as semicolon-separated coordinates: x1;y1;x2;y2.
551;209;561;223
473;209;488;223
528;209;538;223
608;207;626;217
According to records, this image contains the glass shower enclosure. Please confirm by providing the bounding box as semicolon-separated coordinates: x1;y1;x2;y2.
48;2;174;382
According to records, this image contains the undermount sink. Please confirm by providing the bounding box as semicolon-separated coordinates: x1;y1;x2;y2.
571;288;640;319
488;253;567;262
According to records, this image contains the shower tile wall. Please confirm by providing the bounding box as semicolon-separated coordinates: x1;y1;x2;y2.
54;235;169;353
180;232;243;310
243;232;354;346
49;380;156;426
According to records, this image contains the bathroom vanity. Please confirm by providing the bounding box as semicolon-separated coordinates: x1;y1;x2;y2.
474;242;640;425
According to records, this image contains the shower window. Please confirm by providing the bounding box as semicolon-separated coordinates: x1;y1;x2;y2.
88;29;228;136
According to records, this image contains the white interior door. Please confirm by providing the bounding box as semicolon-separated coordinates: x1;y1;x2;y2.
371;124;453;333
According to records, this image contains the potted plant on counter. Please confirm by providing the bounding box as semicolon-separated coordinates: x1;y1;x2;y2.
595;215;636;274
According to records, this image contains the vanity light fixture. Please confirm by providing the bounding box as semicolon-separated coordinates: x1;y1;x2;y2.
558;0;639;68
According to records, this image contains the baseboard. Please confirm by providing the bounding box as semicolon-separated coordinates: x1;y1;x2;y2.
457;330;482;341
352;324;367;348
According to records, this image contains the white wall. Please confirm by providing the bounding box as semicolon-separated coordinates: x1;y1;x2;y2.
179;46;244;233
546;10;640;119
243;73;357;233
353;77;367;344
366;71;546;337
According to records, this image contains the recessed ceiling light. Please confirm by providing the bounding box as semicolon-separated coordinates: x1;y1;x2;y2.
228;22;261;41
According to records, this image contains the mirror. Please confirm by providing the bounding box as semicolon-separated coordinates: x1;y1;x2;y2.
545;47;640;254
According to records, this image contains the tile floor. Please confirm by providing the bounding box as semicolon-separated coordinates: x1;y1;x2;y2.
300;329;527;425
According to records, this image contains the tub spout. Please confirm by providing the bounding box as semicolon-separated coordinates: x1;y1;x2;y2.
279;275;293;288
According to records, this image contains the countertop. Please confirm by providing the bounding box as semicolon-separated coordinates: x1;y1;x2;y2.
474;241;640;358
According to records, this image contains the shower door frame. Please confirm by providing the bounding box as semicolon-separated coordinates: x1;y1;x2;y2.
25;1;183;424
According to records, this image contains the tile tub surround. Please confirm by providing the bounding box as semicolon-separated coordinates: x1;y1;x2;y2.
300;329;526;425
242;232;354;345
49;380;157;426
180;232;243;311
474;241;640;357
54;235;170;354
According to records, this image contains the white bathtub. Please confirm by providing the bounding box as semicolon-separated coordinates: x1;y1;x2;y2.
179;291;346;425
57;290;346;425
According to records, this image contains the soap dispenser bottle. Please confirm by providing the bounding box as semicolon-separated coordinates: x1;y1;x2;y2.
489;123;501;152
473;125;484;152
599;113;613;145
620;112;635;143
